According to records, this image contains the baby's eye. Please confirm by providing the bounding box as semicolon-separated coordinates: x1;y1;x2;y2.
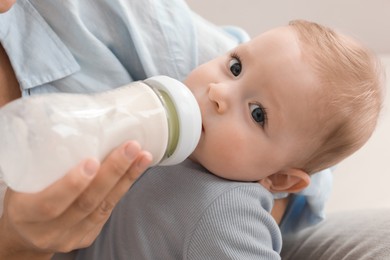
249;103;266;127
229;57;242;77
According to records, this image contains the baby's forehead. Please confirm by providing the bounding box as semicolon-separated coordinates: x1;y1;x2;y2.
245;26;301;52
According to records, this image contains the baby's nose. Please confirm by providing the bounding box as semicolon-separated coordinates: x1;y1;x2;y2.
208;83;229;113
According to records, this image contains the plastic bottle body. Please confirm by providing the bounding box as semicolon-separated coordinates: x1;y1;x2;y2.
0;76;201;193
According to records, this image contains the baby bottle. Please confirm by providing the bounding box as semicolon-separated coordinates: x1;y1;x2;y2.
0;76;201;193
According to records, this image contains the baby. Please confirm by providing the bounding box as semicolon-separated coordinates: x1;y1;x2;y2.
73;20;384;259
188;19;383;189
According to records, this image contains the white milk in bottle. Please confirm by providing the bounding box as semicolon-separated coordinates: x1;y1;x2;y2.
0;76;201;193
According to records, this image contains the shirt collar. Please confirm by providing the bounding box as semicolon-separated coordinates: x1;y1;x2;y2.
0;0;79;92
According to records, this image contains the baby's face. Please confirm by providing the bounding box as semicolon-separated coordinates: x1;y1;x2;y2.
185;26;322;181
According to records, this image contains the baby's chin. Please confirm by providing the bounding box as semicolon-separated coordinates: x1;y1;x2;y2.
188;147;204;166
187;151;213;172
187;146;239;180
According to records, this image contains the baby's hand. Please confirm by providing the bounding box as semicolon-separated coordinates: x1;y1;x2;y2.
0;141;152;259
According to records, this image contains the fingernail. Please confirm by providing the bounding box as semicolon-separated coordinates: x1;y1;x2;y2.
137;152;153;169
124;142;140;160
83;159;99;177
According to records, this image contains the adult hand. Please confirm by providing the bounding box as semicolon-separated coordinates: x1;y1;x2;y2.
0;140;152;260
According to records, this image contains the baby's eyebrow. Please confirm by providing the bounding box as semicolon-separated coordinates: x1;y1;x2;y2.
229;45;241;54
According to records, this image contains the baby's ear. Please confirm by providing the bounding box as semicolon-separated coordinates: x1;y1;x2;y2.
258;169;310;194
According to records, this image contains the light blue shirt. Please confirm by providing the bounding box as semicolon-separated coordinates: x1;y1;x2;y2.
0;0;332;236
0;0;240;96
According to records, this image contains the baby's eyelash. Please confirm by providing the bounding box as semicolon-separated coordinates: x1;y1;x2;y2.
261;106;268;127
251;103;268;128
230;51;242;63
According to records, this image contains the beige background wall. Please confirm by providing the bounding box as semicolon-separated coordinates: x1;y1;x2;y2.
186;0;390;213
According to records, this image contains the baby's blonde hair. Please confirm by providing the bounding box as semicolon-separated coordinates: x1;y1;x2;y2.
289;20;385;174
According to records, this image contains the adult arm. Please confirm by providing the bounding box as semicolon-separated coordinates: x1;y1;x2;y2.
0;0;16;13
281;209;390;259
0;42;20;106
0;43;152;259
